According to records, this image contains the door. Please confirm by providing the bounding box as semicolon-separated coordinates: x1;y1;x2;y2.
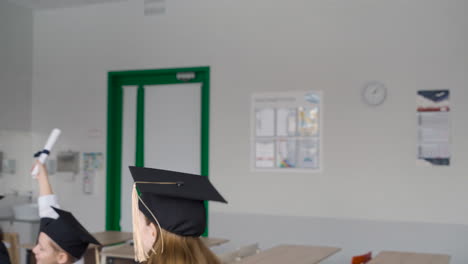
106;67;210;234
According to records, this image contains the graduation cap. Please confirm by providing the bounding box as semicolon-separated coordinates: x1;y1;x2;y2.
39;207;101;260
129;166;227;261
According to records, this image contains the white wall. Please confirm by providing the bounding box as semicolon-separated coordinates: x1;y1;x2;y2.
31;0;468;260
0;4;36;263
0;130;33;195
0;0;34;194
0;0;33;132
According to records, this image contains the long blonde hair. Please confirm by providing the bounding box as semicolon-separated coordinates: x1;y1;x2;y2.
145;229;221;264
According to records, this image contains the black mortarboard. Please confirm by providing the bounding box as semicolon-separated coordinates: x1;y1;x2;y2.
129;166;227;237
39;207;101;259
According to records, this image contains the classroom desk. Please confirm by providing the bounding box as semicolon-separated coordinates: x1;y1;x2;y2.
238;244;341;264
100;237;229;264
83;231;133;263
200;237;230;247
22;231;133;264
367;250;451;264
91;231;133;247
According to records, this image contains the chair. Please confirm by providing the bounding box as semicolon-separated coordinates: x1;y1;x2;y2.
218;250;240;264
236;243;260;260
218;243;260;264
3;232;20;264
351;251;372;264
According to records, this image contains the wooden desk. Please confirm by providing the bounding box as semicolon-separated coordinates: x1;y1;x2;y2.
92;231;133;247
238;244;341;264
83;231;133;263
20;243;36;264
200;237;230;247
101;244;134;261
100;237;229;263
368;251;451;264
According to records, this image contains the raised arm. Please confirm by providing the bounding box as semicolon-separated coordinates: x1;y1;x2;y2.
33;161;60;218
35;161;53;196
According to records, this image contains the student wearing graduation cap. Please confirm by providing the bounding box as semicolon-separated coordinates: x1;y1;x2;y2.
32;162;101;264
129;166;228;264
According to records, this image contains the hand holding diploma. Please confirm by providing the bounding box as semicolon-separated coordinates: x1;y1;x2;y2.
31;128;61;178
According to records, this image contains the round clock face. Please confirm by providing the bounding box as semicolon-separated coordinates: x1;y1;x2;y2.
362;81;387;106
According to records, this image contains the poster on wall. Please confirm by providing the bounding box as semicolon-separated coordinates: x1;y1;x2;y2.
417;90;450;166
251;91;322;172
82;152;104;194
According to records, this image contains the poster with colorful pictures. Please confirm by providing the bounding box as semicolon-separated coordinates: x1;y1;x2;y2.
417;90;450;166
252;91;322;171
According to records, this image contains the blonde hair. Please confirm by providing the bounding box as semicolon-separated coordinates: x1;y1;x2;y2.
145;228;221;264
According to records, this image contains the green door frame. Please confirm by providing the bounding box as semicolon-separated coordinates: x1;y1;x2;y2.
106;66;211;235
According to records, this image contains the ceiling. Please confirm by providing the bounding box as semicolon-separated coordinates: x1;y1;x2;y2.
5;0;128;10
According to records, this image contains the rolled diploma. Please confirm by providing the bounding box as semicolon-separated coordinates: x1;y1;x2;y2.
31;128;61;177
